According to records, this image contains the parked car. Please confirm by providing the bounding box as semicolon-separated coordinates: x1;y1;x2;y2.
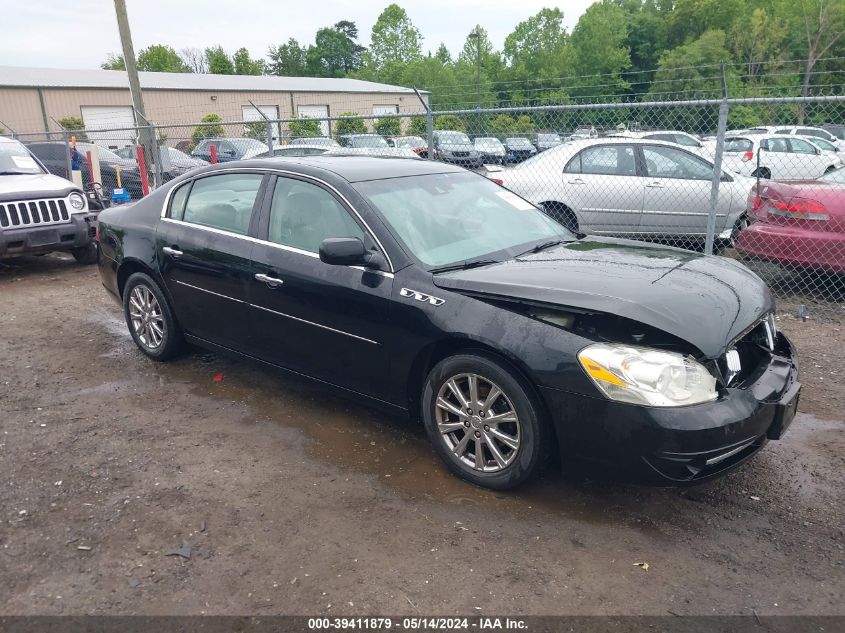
191;138;269;163
432;131;482;168
332;147;421;159
770;125;843;150
28;141;145;201
115;146;209;178
720;135;842;180
795;135;845;163
338;134;389;149
258;145;333;158
388;136;428;157
289;137;340;148
474;137;506;165
96;155;799;489
611;130;712;157
0;136;97;263
569;126;598;140
534;133;563;152
503;137;537;163
491;138;755;242
735;167;845;271
821;124;845;142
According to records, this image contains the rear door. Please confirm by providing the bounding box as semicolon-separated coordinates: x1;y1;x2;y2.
245;174;394;398
562;143;644;234
640;144;730;237
787;137;832;178
156;171;267;350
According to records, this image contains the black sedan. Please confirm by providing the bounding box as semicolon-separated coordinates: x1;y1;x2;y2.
96;156;800;489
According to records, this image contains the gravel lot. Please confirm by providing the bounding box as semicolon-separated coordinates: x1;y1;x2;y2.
1;254;843;616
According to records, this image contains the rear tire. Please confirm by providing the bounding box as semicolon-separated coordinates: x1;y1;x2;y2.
123;272;184;361
422;353;551;490
752;167;771;179
71;243;98;265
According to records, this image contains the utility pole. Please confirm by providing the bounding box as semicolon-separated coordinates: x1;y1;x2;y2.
113;0;156;187
468;27;482;134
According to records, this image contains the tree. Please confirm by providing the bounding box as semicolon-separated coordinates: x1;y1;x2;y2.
435;43;451;65
334;20;367;71
137;45;190;73
244;120;270;142
375;116;401;136
59;116;88;141
729;8;788;81
335;112;368;136
569;3;631;97
307;27;354;77
233;48;264;75
454;26;501;108
289;117;323;138
362;4;423;84
434;114;465;131
408;116;428;136
191;113;225;145
181;47;207;73
267;39;308;76
101;53;125;70
489;114;517;136
205;46;235;74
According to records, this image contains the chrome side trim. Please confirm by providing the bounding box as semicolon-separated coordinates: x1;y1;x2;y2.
158;166;394;272
159;218;395;278
704;438;756;466
175;280;245;303
252;304;379;345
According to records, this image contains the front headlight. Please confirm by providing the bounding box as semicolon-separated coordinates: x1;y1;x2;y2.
578;343;717;407
68;191;86;211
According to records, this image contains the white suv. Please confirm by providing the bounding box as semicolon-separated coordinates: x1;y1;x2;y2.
719;134;842;180
0;136;97;263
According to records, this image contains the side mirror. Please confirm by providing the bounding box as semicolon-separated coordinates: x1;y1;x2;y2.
319;237;384;269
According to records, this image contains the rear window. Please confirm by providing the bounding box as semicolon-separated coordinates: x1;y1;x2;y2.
724;138;753;152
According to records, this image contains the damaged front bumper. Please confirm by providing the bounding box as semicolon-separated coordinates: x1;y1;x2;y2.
541;332;800;484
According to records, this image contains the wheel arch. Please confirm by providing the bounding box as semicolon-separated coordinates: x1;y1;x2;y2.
539;200;580;232
116;258;158;299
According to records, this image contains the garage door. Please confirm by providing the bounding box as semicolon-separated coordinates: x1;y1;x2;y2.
373;105;399;120
80;106;136;149
242;105;280;143
296;105;329;136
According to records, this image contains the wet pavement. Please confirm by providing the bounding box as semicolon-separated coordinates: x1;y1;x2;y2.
1;254;843;615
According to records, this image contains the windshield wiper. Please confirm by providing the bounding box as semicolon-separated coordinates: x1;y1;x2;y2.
0;170;33;176
516;239;565;258
430;259;500;274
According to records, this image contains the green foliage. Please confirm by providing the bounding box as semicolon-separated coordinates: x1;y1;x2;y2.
267;38;308;76
408;116;428;136
569;3;630;97
335;112;368;136
233;48;264;75
374;116;401;137
289;117;323;138
101;53;125;70
307;27;355;77
244;121;270;142
434;114;465;131
361;3;423;84
59;116;88;141
191;113;224;145
137;45;190;72
489;114;517;135
205;46;235;74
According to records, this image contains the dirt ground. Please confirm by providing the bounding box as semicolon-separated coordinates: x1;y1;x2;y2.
1;254;843;616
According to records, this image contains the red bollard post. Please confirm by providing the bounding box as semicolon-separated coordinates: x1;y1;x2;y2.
135;145;150;196
85;150;95;187
209;144;218;164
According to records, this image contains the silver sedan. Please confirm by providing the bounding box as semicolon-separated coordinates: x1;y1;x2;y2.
494;138;755;243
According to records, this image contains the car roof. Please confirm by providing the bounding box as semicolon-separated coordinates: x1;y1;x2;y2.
238;154;465;183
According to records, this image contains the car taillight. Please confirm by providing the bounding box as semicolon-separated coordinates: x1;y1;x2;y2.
490;178;503;186
769;197;829;221
742;150;754;162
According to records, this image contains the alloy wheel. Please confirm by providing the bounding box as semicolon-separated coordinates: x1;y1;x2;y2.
435;373;521;472
128;285;165;350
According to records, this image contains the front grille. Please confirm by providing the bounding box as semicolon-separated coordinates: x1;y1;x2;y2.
453;151;469;157
0;198;70;229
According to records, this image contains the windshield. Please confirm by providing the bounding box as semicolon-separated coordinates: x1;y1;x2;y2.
395;136;425;147
354;172;571;268
292;137;335;147
0;141;45;175
437;132;471;145
820;166;845;183
350;136;388;148
537;134;560;142
811;138;835;151
507;138;532;147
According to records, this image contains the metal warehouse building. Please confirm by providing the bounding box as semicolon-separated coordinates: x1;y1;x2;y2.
0;66;428;143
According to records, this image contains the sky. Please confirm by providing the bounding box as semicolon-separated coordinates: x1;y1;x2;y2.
0;0;594;70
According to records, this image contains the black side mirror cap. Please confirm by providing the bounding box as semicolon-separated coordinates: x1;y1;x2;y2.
319;237;368;267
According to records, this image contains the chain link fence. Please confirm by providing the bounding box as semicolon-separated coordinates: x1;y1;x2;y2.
7;94;845;317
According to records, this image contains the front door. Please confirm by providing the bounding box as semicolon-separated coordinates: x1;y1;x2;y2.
562;143;644;235
156;172;266;350
639;144;731;237
245;174;394;399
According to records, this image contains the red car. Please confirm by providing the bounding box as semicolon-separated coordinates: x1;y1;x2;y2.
735;167;845;271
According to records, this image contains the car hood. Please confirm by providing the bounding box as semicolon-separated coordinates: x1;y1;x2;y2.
432;237;772;359
439;143;476;152
0;172;79;198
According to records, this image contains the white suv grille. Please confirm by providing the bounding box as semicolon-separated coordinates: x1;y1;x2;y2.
0;198;70;229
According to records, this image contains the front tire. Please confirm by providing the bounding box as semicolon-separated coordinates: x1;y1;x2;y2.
422;353;550;490
123;272;183;361
72;243;98;265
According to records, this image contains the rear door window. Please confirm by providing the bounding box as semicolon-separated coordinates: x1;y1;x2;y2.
642;145;713;180
181;173;264;235
577;145;637;176
789;138;817;154
724;138;753;152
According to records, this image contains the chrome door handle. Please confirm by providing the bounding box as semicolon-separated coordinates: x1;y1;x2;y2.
255;273;284;288
645;181;665;188
162;246;183;257
567;178;585;185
